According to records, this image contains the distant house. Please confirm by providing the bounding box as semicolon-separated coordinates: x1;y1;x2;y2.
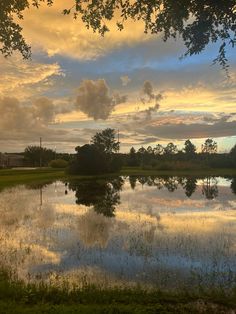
0;153;25;168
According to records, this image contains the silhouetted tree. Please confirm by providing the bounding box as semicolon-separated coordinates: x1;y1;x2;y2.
1;1;235;71
69;129;122;175
164;143;178;155
92;128;119;154
24;145;55;167
202;138;217;154
68;144;108;175
230;144;236;167
153;144;164;156
184;140;196;156
127;147;139;167
147;146;154;155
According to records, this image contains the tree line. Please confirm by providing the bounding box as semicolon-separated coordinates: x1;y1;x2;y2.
21;128;236;173
126;138;231;169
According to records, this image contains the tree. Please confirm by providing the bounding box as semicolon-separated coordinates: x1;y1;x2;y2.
24;145;55;166
230;144;236;155
68;129;122;175
153;144;164;156
230;144;236;167
68;144;108;175
127;147;139;167
146;146;153;155
201;138;217;154
1;1;235;71
92;128;119;154
184;140;196;156
164;143;178;155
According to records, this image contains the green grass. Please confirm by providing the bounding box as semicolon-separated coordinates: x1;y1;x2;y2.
0;167;236;191
0;168;65;190
120;167;236;177
0;270;235;313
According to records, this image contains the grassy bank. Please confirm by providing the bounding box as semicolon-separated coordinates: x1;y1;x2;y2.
0;271;235;313
0;168;65;190
1;167;236;191
120;167;236;177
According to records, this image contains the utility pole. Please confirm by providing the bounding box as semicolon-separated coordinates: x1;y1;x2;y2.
39;137;42;169
117;129;120;153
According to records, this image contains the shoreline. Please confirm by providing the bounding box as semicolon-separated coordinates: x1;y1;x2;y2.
0;167;236;190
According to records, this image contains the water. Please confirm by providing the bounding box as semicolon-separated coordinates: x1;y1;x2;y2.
0;176;236;291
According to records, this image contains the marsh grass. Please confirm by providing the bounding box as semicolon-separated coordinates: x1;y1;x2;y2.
0;268;236;313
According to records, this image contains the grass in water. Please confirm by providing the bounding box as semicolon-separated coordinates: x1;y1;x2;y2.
0;270;235;313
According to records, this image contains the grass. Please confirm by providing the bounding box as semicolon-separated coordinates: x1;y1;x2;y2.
0;167;236;191
0;270;235;313
0;168;65;190
120;167;236;177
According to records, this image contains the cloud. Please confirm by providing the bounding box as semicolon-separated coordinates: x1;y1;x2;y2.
120;76;131;86
75;79;126;120
141;81;163;108
138;120;236;141
0;56;63;100
20;1;152;60
0;96;69;143
142;81;155;101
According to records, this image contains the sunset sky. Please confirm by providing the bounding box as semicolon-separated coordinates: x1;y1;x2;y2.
0;1;236;153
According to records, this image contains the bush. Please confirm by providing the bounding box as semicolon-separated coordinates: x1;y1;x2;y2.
49;159;68;168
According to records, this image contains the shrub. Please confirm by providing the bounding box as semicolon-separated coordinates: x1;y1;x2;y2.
49;159;68;168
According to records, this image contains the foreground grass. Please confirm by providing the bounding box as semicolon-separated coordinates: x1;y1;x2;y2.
0;167;236;191
0;271;235;314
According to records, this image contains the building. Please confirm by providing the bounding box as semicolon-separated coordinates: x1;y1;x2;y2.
0;153;25;168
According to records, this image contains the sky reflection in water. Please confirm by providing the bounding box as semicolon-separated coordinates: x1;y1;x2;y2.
0;176;235;290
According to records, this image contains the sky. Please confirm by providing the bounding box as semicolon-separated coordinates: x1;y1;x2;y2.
0;1;236;153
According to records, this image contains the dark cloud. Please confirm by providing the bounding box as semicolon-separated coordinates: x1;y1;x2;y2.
75;79;127;120
138;120;236;140
142;81;155;101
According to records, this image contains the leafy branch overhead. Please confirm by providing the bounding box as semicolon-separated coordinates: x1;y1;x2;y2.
0;0;235;70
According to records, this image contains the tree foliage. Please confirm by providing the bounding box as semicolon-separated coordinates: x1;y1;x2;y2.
68;128;122;175
24;145;55;166
184;140;196;156
92;128;119;154
0;0;235;70
201;138;217;154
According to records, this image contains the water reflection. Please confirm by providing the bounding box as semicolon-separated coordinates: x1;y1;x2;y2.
201;177;218;200
231;177;236;195
182;177;197;197
127;175;230;199
69;177;124;217
0;175;235;291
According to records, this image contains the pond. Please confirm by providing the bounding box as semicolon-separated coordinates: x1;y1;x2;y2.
0;175;236;291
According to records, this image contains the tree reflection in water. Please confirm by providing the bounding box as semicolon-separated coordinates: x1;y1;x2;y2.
201;177;218;200
126;175;232;200
230;177;236;195
69;177;124;217
182;177;197;198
